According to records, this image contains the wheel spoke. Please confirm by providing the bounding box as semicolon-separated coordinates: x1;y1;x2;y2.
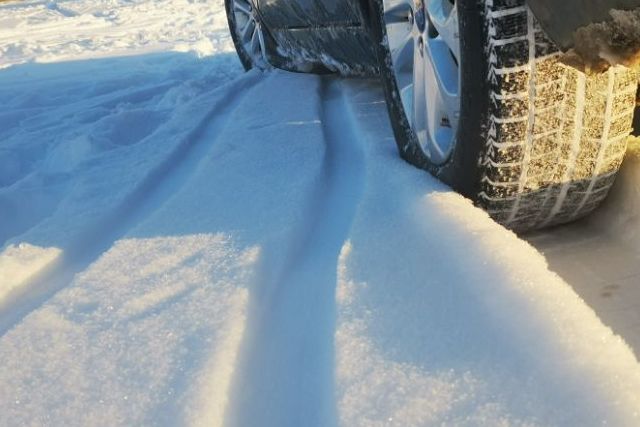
425;38;459;128
399;84;413;119
412;41;427;141
250;25;260;55
241;17;255;44
422;37;459;162
234;0;252;16
426;0;459;62
256;23;268;63
384;0;412;24
392;33;414;71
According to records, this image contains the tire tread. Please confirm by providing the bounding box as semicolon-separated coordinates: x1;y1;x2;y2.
479;0;638;231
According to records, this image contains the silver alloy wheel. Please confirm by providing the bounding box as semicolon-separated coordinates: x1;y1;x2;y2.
383;0;461;164
231;0;269;69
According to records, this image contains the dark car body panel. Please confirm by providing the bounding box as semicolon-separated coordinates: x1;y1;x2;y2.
257;0;363;28
255;0;640;80
527;0;640;51
256;0;378;75
269;26;379;75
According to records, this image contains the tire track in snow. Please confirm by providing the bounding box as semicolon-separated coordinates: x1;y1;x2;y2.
0;71;262;337
224;78;366;427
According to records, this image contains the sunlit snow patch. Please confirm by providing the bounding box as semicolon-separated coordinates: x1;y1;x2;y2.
0;234;258;427
0;243;62;301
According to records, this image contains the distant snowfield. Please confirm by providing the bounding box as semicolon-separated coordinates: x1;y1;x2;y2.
0;0;232;68
1;1;640;426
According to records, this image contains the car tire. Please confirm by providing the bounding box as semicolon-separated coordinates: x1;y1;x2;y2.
369;0;639;231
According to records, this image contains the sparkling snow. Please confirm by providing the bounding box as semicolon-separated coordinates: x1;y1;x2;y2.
1;1;640;426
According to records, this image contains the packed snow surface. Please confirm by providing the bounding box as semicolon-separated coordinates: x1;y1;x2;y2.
1;1;640;426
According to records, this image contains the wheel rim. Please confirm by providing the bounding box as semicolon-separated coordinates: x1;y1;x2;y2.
383;0;461;165
231;0;269;69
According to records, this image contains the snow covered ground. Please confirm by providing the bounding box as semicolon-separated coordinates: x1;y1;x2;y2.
527;139;640;357
1;1;640;426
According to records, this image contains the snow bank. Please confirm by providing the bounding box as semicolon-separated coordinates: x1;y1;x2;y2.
0;0;237;68
335;81;640;426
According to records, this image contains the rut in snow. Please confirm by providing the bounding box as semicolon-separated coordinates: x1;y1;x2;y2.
0;72;262;337
224;77;366;427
